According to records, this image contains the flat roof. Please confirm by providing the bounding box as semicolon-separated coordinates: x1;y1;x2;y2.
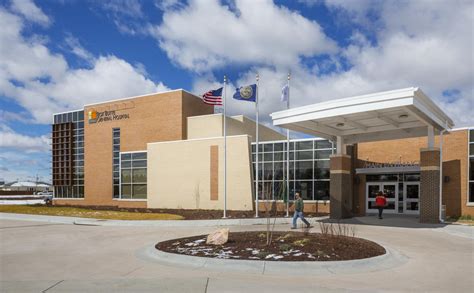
271;87;454;144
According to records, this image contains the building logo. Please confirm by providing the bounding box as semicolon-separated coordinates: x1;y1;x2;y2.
88;109;129;124
239;86;254;100
88;110;98;124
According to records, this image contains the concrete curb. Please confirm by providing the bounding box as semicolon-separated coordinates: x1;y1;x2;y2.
0;213;327;227
138;242;408;276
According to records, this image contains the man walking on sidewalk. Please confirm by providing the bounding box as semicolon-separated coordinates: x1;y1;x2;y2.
291;192;311;229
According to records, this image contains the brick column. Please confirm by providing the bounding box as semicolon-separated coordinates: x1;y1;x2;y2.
420;148;441;223
330;154;353;219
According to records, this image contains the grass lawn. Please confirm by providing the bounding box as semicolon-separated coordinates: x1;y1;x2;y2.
0;205;184;220
446;215;474;226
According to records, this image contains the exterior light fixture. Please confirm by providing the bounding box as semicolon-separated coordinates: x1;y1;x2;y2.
336;122;345;127
399;114;409;119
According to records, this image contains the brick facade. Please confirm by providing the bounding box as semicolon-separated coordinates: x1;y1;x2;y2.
419;148;441;223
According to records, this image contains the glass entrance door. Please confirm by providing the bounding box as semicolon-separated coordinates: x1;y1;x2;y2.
366;183;398;214
403;182;420;214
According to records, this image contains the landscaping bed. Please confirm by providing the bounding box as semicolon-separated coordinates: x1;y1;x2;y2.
52;204;328;220
0;205;183;220
156;231;385;261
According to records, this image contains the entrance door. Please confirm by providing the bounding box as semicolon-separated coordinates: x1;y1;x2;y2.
366;183;398;214
403;182;420;214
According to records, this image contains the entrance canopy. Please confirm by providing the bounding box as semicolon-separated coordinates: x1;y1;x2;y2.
271;87;454;145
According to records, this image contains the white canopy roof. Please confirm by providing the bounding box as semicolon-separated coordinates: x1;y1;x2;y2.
271;87;454;144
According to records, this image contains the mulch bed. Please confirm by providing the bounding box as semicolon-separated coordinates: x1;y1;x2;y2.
53;204;328;220
156;231;385;261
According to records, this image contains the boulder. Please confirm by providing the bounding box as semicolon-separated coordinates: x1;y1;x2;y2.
206;228;229;245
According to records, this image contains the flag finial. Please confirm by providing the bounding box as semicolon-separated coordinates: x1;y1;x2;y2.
224;75;227;83
256;73;259;81
288;72;291;80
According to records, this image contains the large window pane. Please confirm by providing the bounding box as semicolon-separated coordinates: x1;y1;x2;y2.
315;140;332;149
470;144;474;156
469;182;474;203
296;141;313;150
263;144;273;152
295;151;313;160
274;143;284;151
132;160;147;168
315;150;332;159
470;158;474;181
132;152;147;160
295;181;313;200
274;152;284;161
314;181;330;200
132;185;147;199
470;130;474;142
121;184;132;199
121;153;131;160
295;161;312;179
133;169;147;183
274;162;284;180
121;169;132;183
263;163;273;180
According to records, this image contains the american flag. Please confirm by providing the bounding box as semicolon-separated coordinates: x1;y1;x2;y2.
202;87;223;106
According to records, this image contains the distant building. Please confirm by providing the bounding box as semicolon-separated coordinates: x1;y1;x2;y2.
1;181;52;193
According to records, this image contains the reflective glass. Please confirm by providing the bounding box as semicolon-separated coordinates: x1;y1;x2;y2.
315;140;332;149
295;181;313;200
315;150;332;159
121;153;131;160
121;184;132;199
132;160;147;168
121;169;132;183
296;141;312;150
314;181;330;200
295;151;313;160
132;185;147;199
295;161;312;179
133;169;147;183
122;161;131;168
132;152;147;160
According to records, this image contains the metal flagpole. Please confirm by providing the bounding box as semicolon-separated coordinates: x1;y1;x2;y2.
286;73;290;217
223;75;227;218
255;73;260;218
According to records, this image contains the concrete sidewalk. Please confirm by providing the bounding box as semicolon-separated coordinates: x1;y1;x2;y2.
1;218;473;292
0;212;326;227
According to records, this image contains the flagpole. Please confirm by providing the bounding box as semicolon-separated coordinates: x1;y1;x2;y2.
223;75;227;218
286;73;290;217
255;73;260;218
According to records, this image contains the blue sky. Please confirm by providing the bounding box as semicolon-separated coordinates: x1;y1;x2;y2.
0;0;473;183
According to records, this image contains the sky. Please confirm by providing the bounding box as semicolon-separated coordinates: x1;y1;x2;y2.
0;0;472;183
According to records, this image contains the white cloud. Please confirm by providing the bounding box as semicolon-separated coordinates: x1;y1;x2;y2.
10;0;50;26
0;124;50;153
0;7;169;124
191;0;473;128
150;0;338;72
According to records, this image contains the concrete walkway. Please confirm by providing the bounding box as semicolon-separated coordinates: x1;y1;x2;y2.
0;212;325;227
0;216;473;292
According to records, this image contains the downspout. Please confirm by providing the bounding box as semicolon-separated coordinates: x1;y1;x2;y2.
439;121;448;223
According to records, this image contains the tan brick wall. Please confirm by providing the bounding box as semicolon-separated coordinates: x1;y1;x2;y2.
357;129;472;217
54;90;213;208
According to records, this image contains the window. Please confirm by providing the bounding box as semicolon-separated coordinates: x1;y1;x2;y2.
251;138;334;201
120;151;147;200
469;129;474;203
112;128;120;198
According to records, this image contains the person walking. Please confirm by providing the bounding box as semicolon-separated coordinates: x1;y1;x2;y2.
291;192;311;229
375;191;387;219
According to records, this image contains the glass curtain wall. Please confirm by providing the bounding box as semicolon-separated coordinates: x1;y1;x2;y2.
251;138;333;201
52;110;84;198
120;152;147;199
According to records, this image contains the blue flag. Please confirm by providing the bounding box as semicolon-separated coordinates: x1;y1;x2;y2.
233;84;257;102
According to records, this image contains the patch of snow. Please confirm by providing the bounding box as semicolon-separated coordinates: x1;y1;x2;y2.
265;254;276;259
293;253;303;256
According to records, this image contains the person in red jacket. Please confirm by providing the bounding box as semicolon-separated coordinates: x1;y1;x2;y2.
375;191;387;219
